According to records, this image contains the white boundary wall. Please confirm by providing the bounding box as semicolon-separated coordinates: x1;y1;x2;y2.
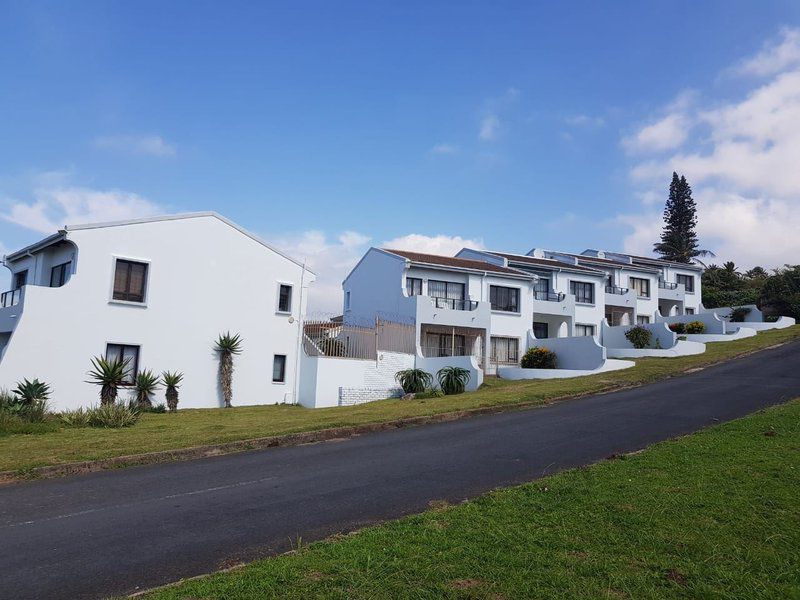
655;310;729;334
601;321;677;350
527;332;606;370
416;354;483;392
498;359;634;380
606;340;705;358
298;351;414;409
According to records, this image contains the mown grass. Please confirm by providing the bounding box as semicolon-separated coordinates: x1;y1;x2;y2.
0;326;798;473
141;398;800;600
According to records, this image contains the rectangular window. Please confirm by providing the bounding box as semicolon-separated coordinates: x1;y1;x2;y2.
13;270;28;289
575;324;596;337
405;277;422;296
489;285;520;312
277;284;293;313
570;281;594;304
637;315;650;324
676;274;694;293
490;336;519;364
50;261;71;288
630;277;650;298
113;259;148;303
272;354;287;383
428;280;465;309
425;332;466;357
685;308;695;315
532;322;549;339
345;291;351;310
105;344;139;385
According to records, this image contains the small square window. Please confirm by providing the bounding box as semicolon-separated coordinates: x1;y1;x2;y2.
113;259;148;303
50;262;72;288
278;284;293;313
105;344;140;385
272;354;287;383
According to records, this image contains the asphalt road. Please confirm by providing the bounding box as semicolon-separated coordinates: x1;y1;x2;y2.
2;341;799;600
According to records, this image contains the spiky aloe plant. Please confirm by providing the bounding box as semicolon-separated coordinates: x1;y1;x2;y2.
162;371;184;412
394;369;432;394
214;332;243;408
436;366;471;395
87;356;130;405
12;378;51;405
134;369;160;409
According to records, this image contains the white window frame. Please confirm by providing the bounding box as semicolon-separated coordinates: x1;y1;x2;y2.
276;282;294;314
108;255;151;307
636;315;650;325
575;323;596;337
345;290;351;310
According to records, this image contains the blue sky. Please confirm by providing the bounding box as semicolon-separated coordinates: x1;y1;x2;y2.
2;1;799;311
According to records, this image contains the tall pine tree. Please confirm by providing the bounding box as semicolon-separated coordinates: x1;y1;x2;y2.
653;172;713;264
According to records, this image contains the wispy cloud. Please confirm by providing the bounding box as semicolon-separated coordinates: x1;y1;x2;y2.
1;173;165;234
618;28;800;268
93;134;177;157
479;114;500;141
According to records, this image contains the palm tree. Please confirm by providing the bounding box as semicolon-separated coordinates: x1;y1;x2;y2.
87;356;130;405
215;332;243;408
134;369;160;409
162;371;184;412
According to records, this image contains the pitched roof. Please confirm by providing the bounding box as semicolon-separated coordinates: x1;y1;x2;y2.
623;253;704;271
487;251;605;275
382;249;533;278
563;252;661;274
4;212;313;272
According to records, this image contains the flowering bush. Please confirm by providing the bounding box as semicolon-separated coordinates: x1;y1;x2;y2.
668;322;686;334
520;347;557;369
685;321;706;334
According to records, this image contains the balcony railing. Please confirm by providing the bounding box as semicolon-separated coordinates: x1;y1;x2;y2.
420;345;480;358
429;297;479;311
659;281;679;290
605;285;629;295
533;290;566;302
0;288;22;308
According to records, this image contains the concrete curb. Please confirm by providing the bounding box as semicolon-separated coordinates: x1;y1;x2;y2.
0;339;792;486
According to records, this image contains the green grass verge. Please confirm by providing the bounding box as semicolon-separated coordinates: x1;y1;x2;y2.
1;326;798;474
141;399;800;600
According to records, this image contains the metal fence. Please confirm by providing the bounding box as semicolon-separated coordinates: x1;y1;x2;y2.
303;317;415;360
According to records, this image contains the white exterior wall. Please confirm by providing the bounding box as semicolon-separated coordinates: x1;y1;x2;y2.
621;269;659;321
0;215;314;411
342;248;414;324
564;273;606;336
663;265;702;313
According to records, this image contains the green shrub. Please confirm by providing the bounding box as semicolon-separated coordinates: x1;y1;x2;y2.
686;321;706;334
60;408;91;427
395;369;433;394
765;315;780;323
413;388;444;400
87;403;140;428
668;322;686;334
520;347;557;369
436;366;471;395
12;378;51;404
624;325;652;349
729;306;752;322
142;402;167;413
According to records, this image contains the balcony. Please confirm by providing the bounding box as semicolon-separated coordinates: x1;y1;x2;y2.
657;281;685;301
414;294;490;330
429;296;479;311
533;290;565;302
604;285;637;308
0;287;26;333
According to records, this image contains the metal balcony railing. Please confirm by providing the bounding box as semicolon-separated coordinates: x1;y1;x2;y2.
420;345;479;358
0;288;22;308
533;290;566;302
605;285;629;295
659;281;679;290
429;297;479;311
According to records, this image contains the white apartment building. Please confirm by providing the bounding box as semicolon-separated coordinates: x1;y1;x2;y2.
0;213;314;411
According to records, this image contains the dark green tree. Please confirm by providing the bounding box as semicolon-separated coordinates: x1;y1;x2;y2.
653;172;714;265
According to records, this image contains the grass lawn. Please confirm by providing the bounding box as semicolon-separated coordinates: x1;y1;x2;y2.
1;325;798;474
141;398;800;600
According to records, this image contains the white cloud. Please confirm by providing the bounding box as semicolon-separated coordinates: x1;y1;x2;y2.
2;184;165;234
737;27;800;77
274;231;486;313
479;114;500;141
619;28;800;268
623;112;691;153
382;233;485;256
429;143;459;155
93;134;177;157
